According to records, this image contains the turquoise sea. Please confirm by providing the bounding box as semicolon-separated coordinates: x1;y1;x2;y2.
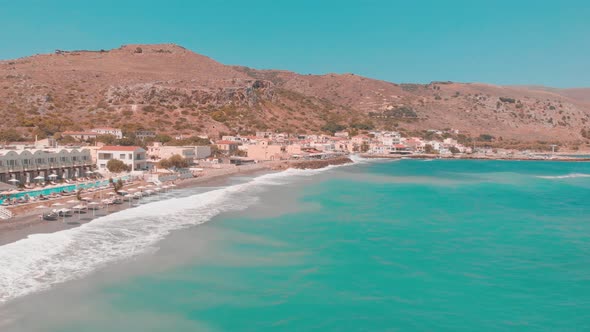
1;159;590;331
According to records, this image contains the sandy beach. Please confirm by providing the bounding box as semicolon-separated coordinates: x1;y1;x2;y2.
0;157;352;246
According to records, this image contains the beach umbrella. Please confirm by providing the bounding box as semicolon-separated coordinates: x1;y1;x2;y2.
52;202;65;222
67;199;78;204
48;174;58;178
8;179;19;183
101;199;111;212
34;175;45;181
87;202;99;217
124;194;134;207
72;204;85;219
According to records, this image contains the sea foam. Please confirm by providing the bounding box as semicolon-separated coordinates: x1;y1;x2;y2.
0;165;350;305
536;173;590;179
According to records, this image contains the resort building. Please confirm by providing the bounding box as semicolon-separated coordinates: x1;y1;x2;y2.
97;146;147;171
91;127;123;139
0;148;94;184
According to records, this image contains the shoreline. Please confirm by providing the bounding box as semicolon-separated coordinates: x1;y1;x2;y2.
0;157;352;247
360;153;590;162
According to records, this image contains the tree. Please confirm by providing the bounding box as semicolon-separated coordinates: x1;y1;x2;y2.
109;178;124;194
478;134;495;142
360;142;370;153
0;129;24;142
97;134;118;145
154;134;173;143
424;144;437;154
321;122;346;135
159;154;190;169
107;159;130;173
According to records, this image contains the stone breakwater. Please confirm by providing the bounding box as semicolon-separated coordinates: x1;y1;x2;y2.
272;157;353;170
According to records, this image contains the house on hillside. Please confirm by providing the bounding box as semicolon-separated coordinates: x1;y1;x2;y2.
62;131;99;141
91;127;123;139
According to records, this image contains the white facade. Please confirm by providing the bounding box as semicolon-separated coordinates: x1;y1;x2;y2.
194;146;212;159
91;127;123;139
97;146;147;171
0;148;93;184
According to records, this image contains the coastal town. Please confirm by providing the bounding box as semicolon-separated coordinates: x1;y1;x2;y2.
0;125;585;226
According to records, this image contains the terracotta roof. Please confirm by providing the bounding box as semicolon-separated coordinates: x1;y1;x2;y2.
98;146;143;151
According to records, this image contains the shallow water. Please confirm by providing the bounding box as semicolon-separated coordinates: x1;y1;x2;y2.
1;159;590;331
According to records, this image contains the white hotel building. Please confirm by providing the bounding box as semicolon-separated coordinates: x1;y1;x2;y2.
0;148;94;184
97;146;147;171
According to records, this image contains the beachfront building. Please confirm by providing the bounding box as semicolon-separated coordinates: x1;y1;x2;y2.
91;127;123;139
194;146;212;159
148;143;196;164
97;146;147;171
215;141;239;154
0;148;94;184
379;132;402;146
247;140;294;161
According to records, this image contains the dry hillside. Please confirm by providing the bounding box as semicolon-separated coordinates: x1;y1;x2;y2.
1;44;589;146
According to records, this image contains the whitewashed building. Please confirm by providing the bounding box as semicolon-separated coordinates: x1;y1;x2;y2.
0;148;94;184
91;127;123;139
97;146;147;171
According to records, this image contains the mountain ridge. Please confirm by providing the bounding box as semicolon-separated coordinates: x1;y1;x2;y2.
1;44;589;146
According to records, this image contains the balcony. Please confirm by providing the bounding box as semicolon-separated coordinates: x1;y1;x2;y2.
0;160;94;174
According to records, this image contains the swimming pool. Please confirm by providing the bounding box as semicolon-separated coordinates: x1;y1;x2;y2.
1;176;130;204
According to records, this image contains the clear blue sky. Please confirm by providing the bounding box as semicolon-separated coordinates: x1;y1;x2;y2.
1;0;588;87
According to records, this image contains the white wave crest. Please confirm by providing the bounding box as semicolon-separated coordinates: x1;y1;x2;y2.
0;165;350;305
536;173;590;179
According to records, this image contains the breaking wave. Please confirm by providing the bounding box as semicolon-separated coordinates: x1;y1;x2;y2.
536;173;590;179
0;164;353;305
